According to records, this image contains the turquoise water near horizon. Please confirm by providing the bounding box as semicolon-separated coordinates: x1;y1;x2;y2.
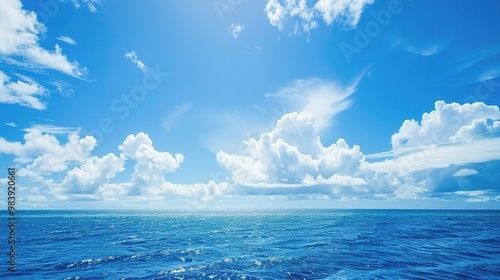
2;209;500;279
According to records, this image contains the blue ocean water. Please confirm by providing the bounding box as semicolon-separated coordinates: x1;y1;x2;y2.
2;210;500;279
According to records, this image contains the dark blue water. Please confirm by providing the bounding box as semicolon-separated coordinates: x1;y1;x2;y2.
2;210;500;279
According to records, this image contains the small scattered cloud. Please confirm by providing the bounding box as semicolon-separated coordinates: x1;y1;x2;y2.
71;0;101;12
125;51;147;73
56;36;77;45
230;24;244;39
5;122;16;127
452;168;479;177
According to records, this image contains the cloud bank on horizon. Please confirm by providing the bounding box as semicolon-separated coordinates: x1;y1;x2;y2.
0;0;499;208
2;97;499;206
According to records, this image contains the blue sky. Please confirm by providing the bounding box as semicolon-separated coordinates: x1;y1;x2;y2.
0;0;499;209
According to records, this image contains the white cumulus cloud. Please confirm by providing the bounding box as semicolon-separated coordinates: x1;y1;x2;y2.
365;101;500;176
0;126;96;184
363;101;500;198
119;132;184;193
264;0;373;36
61;153;126;194
0;127;233;203
391;101;500;150
216;99;500;201
315;0;374;27
0;70;46;109
3;98;499;204
216;112;365;187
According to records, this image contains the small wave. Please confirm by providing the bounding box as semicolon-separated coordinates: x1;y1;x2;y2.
108;235;147;245
301;242;330;248
169;267;187;273
52;253;143;270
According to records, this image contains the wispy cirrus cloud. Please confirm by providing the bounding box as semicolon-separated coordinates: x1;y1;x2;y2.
266;76;363;133
452;47;500;77
452;168;479;177
23;124;78;134
364;138;500;175
0;0;87;78
0;0;90;110
405;44;443;56
56;36;77;45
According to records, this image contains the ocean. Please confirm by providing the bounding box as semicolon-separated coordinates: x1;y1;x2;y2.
2;210;500;279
